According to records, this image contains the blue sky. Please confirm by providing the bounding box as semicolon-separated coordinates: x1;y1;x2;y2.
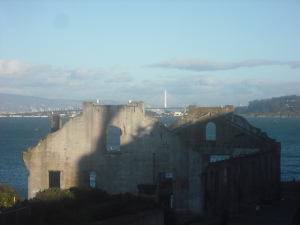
1;0;299;107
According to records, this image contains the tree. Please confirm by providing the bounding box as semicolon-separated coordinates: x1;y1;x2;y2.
0;184;21;211
239;95;300;117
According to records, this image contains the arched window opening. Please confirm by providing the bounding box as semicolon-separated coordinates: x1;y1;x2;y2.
206;122;216;140
107;126;121;151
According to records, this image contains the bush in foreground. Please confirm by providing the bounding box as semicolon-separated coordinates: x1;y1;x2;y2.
32;187;74;203
0;184;21;211
29;187;161;225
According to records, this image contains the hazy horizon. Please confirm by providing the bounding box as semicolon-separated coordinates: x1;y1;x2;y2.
1;1;299;106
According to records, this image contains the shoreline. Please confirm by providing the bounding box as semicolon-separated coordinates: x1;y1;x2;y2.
1;114;300;118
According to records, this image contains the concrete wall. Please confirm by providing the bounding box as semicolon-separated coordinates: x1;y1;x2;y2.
168;105;280;215
23;102;189;211
202;150;281;216
23;102;281;216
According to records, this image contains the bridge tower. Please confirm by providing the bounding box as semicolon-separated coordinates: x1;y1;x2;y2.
164;90;167;108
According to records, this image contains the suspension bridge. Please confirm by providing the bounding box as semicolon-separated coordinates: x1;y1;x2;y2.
144;90;187;113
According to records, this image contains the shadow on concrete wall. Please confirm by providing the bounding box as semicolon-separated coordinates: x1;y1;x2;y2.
76;104;177;207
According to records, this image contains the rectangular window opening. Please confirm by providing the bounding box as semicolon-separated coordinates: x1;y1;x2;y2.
49;171;61;188
90;171;97;188
83;170;97;188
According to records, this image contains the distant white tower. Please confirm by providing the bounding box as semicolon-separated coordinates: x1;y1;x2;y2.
164;90;167;108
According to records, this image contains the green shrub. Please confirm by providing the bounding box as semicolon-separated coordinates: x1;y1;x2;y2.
32;187;74;203
0;184;20;211
69;186;112;204
29;187;161;225
30;188;85;225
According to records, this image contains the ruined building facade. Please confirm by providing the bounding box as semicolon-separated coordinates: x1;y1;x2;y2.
23;102;281;216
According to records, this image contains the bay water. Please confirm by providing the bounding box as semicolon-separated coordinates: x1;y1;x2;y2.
0;116;299;199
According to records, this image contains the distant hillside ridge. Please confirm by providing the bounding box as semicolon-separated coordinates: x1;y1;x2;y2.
235;95;300;117
0;93;122;113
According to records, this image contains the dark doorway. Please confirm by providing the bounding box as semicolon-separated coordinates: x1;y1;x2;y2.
157;172;173;208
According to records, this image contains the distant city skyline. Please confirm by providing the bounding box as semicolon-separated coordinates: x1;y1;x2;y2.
0;0;299;106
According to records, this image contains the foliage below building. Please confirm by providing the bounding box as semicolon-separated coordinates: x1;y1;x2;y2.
0;184;21;212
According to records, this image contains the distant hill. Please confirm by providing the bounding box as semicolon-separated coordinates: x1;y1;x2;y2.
0;93;122;113
235;95;300;117
2;93;299;117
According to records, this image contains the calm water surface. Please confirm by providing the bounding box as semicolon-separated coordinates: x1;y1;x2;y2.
0;116;299;199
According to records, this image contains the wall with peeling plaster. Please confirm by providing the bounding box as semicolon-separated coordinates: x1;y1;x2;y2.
23;102;281;215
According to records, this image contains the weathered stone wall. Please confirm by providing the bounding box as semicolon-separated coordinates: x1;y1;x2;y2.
202;149;281;216
23;102;281;216
23;102;192;212
168;105;281;214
